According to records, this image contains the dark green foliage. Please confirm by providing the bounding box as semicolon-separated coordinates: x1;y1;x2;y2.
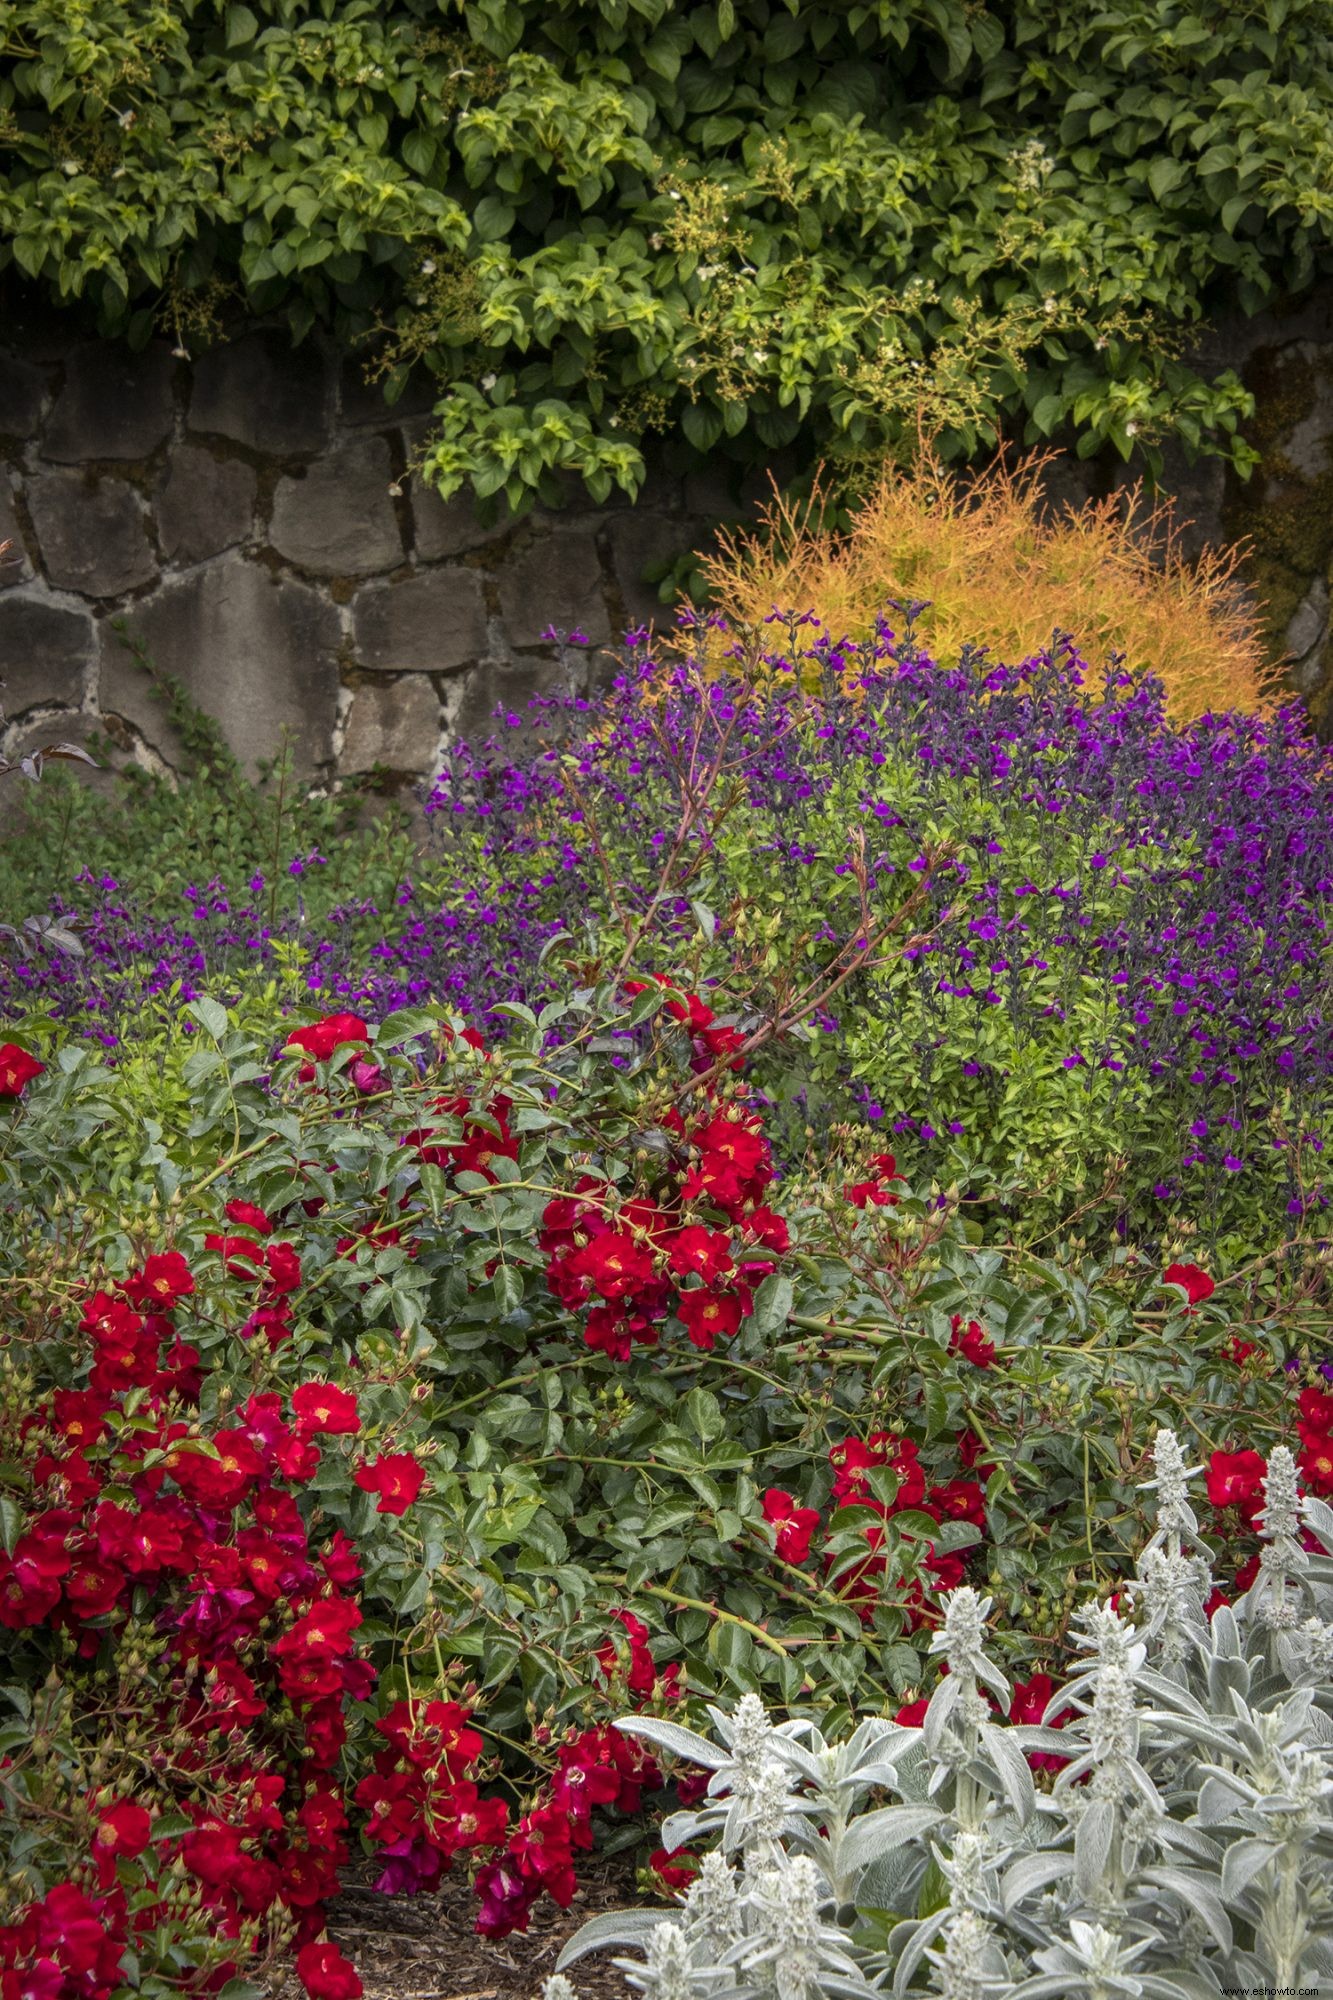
3;0;1329;508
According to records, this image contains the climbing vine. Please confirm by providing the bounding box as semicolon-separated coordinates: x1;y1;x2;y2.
2;0;1329;508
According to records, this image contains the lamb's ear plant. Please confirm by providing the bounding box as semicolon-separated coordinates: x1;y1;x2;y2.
553;1431;1333;2000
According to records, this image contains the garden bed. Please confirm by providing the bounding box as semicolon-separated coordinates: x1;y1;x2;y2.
271;1856;640;2000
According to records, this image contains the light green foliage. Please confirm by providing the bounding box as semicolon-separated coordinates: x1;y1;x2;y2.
3;0;1330;506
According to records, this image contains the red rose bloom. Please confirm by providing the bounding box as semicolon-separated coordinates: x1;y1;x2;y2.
1298;1387;1333;1432
264;1241;303;1294
1163;1262;1215;1306
51;1388;110;1449
949;1315;997;1368
0;1043;43;1095
928;1478;987;1529
354;1453;425;1516
166;1427;264;1509
565;1230;657;1302
762;1488;820;1565
676;1288;745;1350
292;1381;361;1436
1206;1448;1268;1522
296;1940;363;2000
286;1014;370;1062
129;1252;195;1307
1299;1436;1333;1494
272;1597;363;1662
666;1226;734;1283
204;1232;264;1273
743;1205;790;1253
95;1800;152;1858
224;1198;273;1234
650;1846;700;1890
63;1556;124;1619
0;1550;61;1628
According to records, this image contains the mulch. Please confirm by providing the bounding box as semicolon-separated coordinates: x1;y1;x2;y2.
270;1853;648;2000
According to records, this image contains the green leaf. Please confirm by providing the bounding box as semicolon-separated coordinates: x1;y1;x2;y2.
1148;157;1185;201
681;402;724;452
752;1272;794;1335
187;997;230;1041
0;1495;21;1555
642;1500;700;1538
683;1387;724;1445
225;4;258;47
401;131;437;178
472;196;516;242
708;1618;755;1682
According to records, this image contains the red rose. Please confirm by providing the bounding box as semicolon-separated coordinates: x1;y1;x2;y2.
292;1381;361;1436
296;1941;363;2000
128;1252;195;1307
742;1205;790;1253
762;1488;820;1565
181;1822;245;1886
1206;1448;1267;1522
565;1230;657;1302
51;1388;110;1449
204;1232;264;1273
354;1453;425;1516
846;1150;902;1208
666;1225;735;1284
949;1315;997;1368
166;1427;264;1509
1299;1436;1333;1494
321;1530;362;1588
1298;1387;1333;1432
95;1800;152;1858
927;1478;987;1529
0;1550;61;1628
0;1043;43;1095
675;1287;745;1350
650;1846;700;1889
264;1241;303;1294
846;1179;898;1209
224;1199;273;1235
1008;1672;1072;1772
63;1557;124;1619
285;1014;370;1062
31;1883;114;1978
1163;1262;1214;1306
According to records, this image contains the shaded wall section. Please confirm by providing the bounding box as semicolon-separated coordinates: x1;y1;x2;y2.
0;307;742;785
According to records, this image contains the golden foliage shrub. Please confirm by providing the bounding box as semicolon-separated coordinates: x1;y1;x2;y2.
700;452;1281;721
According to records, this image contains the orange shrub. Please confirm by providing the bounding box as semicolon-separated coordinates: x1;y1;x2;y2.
700;451;1282;721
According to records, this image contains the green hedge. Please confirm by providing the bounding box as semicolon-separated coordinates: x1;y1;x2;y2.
4;0;1332;508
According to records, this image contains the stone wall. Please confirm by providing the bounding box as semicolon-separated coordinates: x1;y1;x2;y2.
0;305;743;786
4;284;1333;786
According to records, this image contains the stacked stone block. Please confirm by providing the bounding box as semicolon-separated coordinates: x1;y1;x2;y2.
0;327;736;782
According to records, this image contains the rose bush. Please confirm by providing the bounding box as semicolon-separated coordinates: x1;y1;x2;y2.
0;960;1322;1994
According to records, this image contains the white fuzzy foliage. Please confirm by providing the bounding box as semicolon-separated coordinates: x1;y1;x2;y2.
556;1437;1333;2000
